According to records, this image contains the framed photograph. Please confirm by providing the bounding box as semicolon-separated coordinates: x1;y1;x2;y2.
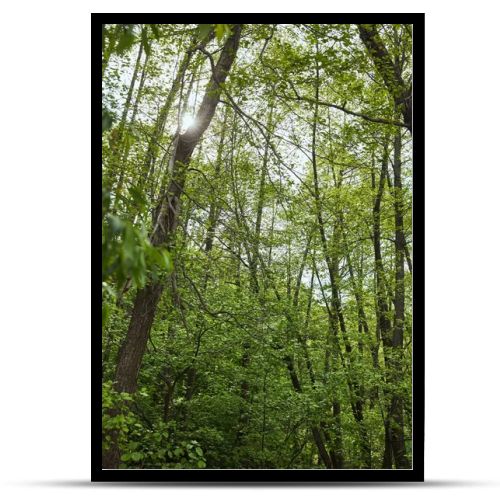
94;13;424;482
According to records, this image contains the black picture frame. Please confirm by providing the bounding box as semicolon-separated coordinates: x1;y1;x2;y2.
93;13;424;482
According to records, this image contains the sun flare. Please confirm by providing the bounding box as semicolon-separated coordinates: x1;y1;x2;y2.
181;113;196;132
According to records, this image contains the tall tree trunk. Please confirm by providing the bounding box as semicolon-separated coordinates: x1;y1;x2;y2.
357;24;412;132
203;108;229;256
113;45;150;211
389;126;410;468
236;102;274;445
103;26;242;469
141;34;212;198
383;421;393;468
371;149;395;468
310;57;345;468
372;144;409;468
248;100;274;288
182;107;230;420
118;34;144;136
106;35;144;193
284;354;333;469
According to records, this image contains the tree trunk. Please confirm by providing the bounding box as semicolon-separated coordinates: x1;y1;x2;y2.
390;126;410;468
103;25;242;469
182;116;230;418
113;44;150;210
284;354;333;469
139;33;213;204
371;150;395;468
106;35;144;193
357;24;412;132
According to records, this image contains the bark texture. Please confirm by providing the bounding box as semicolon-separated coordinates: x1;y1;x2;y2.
357;24;412;132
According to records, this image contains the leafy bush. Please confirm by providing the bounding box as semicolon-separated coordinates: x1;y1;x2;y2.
102;382;206;469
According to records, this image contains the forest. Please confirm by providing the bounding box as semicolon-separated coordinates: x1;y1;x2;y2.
101;23;413;470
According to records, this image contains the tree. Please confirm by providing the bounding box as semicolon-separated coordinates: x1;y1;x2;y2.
103;25;242;468
101;23;413;470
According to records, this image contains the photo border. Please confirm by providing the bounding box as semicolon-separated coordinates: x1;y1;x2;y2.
92;12;424;482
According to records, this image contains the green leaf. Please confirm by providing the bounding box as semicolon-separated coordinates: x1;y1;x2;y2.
131;451;144;461
197;460;206;468
215;24;226;42
160;249;173;273
198;24;213;41
115;24;137;55
149;24;161;40
102;108;114;132
122;226;137;261
123;129;137;150
128;184;146;210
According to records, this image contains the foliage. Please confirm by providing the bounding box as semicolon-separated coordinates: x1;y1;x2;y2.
101;23;413;470
102;382;206;468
